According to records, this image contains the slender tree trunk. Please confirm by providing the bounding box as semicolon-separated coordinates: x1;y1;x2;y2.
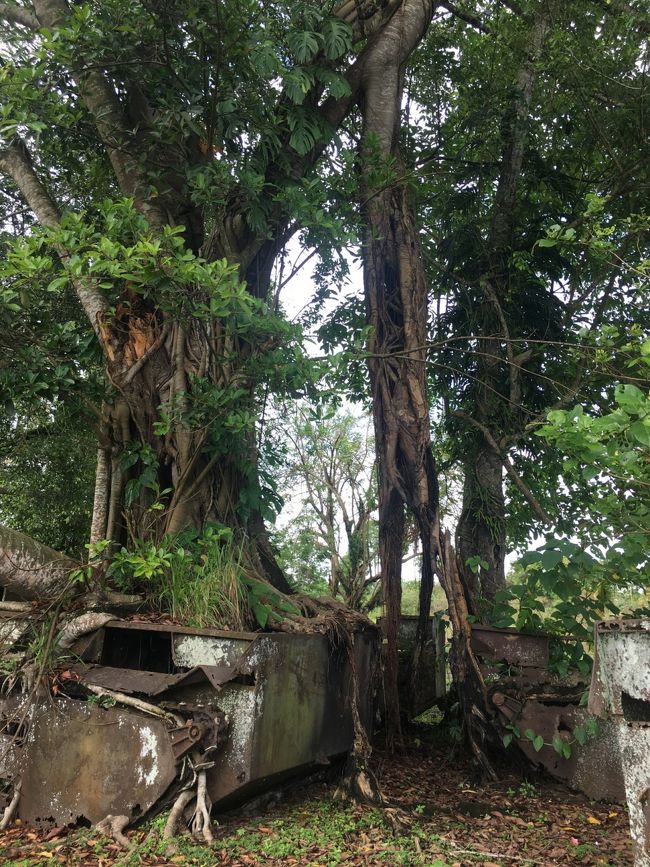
90;444;110;545
439;530;499;780
455;3;552;604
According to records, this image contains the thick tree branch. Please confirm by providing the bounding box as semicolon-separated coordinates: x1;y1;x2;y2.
203;2;402;272
0;2;38;28
30;0;166;226
439;2;490;34
453;411;552;525
0;138;108;331
0;139;59;227
488;3;552;256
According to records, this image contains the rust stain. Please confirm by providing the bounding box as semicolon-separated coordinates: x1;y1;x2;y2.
472;623;625;803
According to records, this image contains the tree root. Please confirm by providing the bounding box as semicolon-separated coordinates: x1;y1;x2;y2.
95;814;130;849
83;684;184;726
163;751;216;844
163;789;194;840
190;768;213;843
57;612;115;650
0;779;21;830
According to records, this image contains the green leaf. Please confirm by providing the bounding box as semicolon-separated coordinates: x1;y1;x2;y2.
551;735;565;756
287;30;320;63
321;18;352;60
541;549;563;571
502;733;513;748
124;478;141;507
573;725;587;746
630;420;650;447
47;276;70;292
289;123;316;155
533;735;544;752
283;69;314;105
252;600;270;629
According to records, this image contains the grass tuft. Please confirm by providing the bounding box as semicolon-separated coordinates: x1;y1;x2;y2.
152;537;248;630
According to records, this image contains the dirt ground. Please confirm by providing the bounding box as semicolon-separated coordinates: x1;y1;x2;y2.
0;738;634;866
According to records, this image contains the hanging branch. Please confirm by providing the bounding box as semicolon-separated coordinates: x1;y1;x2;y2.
0;139;108;332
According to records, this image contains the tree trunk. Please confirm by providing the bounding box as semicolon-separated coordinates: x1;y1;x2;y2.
455;3;552;604
456;443;506;604
0;0;420;604
359;0;435;742
439;530;499;780
90;444;110;545
93;302;292;591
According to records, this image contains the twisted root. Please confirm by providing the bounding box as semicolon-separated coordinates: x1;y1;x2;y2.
95;814;130;849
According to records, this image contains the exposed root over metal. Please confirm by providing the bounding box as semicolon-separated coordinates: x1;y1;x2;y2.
190;767;214;843
95;814;131;849
163;789;195;841
82;683;184;726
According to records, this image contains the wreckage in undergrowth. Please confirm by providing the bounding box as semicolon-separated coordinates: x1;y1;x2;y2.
0;525;379;841
470;623;625;803
0;619;377;836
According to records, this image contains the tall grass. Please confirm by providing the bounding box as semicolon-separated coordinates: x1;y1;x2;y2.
153;538;249;630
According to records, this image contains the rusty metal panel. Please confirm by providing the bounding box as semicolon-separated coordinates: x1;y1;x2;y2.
104;620;259;641
162;627;378;807
481;621;625;804
508;698;625;803
6;620;379;827
69;663;236;696
16;697;178;827
471;624;550;668
378;616;446;716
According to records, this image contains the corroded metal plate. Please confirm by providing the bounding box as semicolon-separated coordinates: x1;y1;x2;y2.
17;697;177;827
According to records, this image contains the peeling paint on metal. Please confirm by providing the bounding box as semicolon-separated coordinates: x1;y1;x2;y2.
216;686;256;771
173;635;250;668
9;624;379;828
137;726;159;788
615;725;650;866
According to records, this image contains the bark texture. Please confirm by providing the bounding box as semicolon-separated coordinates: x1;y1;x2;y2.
359;0;436;738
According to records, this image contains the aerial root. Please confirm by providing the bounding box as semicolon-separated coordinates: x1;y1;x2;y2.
0;779;22;830
163;749;216;846
95;814;131;849
163;788;195;840
190;768;213;843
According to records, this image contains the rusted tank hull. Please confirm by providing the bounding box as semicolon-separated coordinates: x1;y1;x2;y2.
1;621;378;828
